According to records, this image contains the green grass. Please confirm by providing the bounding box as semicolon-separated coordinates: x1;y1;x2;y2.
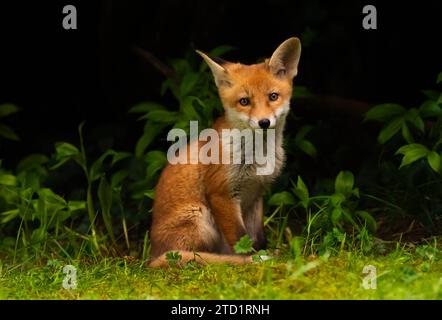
1;247;441;299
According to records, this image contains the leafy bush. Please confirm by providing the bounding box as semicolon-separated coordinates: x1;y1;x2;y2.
364;72;442;229
267;171;376;254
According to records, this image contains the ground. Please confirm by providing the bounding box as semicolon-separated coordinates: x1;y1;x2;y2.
1;246;441;299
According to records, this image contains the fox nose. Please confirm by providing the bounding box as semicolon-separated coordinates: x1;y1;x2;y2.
258;119;271;129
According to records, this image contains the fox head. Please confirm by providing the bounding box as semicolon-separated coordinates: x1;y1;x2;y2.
197;37;301;130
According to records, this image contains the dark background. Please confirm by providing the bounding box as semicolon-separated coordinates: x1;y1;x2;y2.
1;0;442;166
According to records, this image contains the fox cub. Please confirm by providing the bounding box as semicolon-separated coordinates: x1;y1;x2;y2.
149;37;302;267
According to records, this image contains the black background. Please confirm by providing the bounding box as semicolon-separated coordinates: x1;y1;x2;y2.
1;0;442;165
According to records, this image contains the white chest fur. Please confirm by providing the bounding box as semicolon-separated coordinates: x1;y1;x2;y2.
225;115;287;209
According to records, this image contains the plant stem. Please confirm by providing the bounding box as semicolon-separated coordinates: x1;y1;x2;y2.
87;183;99;252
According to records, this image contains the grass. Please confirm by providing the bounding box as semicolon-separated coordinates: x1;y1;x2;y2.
1;243;442;299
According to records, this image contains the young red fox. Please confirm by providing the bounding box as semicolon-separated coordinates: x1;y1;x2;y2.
149;37;301;267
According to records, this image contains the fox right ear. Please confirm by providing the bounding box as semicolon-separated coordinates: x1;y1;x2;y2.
196;50;232;87
268;37;302;79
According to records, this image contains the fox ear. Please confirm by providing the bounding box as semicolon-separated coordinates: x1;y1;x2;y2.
196;50;231;87
268;37;301;79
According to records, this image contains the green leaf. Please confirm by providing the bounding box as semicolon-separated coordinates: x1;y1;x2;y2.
98;177;112;214
342;208;359;230
296;139;317;158
330;193;346;207
111;170;129;188
129;102;166;114
419;100;442;118
135;133;155;159
437;72;442;84
405;108;424;132
352;187;360;198
234;235;254;254
171;58;191;75
55;142;80;159
1;209;20;224
331;207;342;224
67;201;86;212
427;151;441;173
421;90;440;100
268;191;296;206
144;150;167;165
145;151;168;181
291;176;309;208
180;73;199;97
0;104;20;118
401;123;414;144
356;210;377;232
18;170;45;192
112;152;132;166
144;189;155;200
37;189;66;215
49;158;70;170
378;117;403;144
0;125;20;141
334;171;354;194
98;176;115;244
395;143;429;169
89;150;130;182
135;123;165;158
295;127;317;157
181;96;202;121
50;133;85;170
138;110;179;124
0;173;17;186
172;120;191;132
160;79;173;96
365;104;405;122
89;150;116;182
38;188;66;205
17;154;49;173
295;125;313;142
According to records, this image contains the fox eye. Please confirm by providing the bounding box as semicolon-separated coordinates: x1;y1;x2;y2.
269;92;279;101
239;98;250;106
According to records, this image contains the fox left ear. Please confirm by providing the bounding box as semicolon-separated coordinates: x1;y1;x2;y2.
196;50;232;88
268;37;301;79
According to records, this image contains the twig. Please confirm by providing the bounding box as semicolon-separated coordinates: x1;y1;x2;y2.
132;46;178;83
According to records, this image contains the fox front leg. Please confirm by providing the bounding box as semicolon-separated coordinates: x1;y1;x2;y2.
243;197;267;251
208;193;248;252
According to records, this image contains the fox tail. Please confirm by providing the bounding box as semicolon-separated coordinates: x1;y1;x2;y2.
148;251;253;268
